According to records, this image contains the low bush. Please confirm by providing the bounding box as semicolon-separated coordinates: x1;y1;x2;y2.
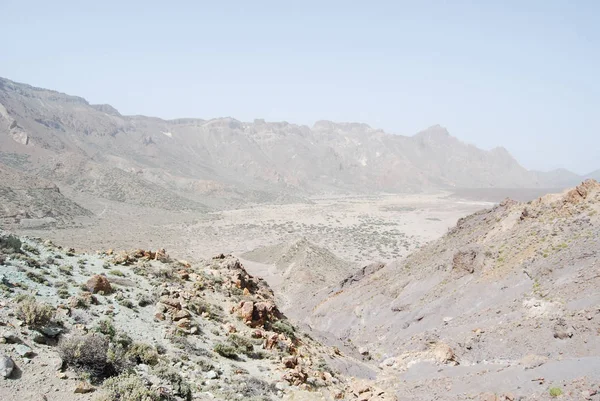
58;334;110;380
126;343;159;366
214;342;238;359
16;296;54;328
0;235;22;253
99;372;159;401
228;333;254;353
549;387;563;397
153;363;192;401
272;320;296;339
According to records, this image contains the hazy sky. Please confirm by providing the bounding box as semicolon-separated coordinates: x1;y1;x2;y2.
1;1;598;174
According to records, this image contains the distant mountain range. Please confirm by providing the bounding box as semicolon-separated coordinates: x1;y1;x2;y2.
0;77;594;212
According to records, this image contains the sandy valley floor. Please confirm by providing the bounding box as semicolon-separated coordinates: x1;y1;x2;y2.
16;193;492;265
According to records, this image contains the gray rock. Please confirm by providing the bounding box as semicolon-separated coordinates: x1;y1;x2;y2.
204;370;219;380
32;334;47;345
14;344;33;357
2;331;20;344
0;355;14;378
39;326;63;338
51;357;64;372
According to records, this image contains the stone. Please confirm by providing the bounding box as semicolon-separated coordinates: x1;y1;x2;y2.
432;343;457;365
86;275;112;294
51;357;64;371
176;318;191;330
14;344;33;357
32;334;47;344
282;356;298;368
204;370;218;380
2;331;20;344
240;301;254;322
74;381;95;393
0;356;14;378
39;326;62;338
173;309;191;321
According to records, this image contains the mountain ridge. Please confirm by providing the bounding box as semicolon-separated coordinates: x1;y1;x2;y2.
0;76;591;212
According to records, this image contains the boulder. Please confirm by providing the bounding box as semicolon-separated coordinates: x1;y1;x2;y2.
0;356;14;378
74;381;95;393
1;331;20;344
14;344;33;358
240;301;254;323
432;343;457;365
86;275;112;294
173;309;191;321
282;356;298;369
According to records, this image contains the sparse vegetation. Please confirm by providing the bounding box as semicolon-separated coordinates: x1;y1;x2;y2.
153;363;192;400
549;387;563;397
214;342;238;358
58;264;73;275
272;320;296;339
15;295;54;328
99;372;160;401
0;235;22;253
125;342;159;366
58;334;110;380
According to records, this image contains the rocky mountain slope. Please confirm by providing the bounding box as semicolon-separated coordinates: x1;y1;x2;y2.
0;231;395;401
300;180;600;400
0;163;92;228
241;238;358;317
0;77;587;213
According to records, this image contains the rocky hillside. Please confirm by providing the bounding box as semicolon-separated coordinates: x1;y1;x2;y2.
0;164;92;228
241;238;357;317
0;230;395;401
0;77;586;212
302;180;600;400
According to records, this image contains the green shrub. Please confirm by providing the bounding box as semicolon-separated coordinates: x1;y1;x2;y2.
126;343;159;366
228;333;254;353
99;372;159;401
0;235;22;253
95;319;117;338
58;265;73;275
214;342;238;359
109;269;125;277
153;364;192;400
16;296;54;328
26;270;49;285
549;387;563;397
272;320;296;339
22;243;40;255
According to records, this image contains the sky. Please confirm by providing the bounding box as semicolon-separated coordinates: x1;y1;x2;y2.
1;1;598;174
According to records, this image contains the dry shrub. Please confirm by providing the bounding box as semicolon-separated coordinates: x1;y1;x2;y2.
16;296;54;328
58;334;110;380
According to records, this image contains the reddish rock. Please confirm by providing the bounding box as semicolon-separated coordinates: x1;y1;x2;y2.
159;297;181;309
240;301;254;322
86;275;112;294
282;356;298;368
